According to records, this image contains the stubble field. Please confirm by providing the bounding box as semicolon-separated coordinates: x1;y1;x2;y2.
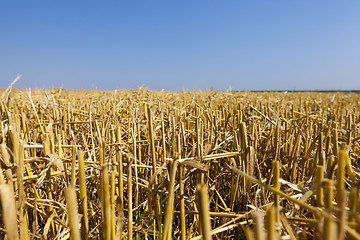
0;88;359;239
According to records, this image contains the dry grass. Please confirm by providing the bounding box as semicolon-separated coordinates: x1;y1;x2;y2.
0;88;360;239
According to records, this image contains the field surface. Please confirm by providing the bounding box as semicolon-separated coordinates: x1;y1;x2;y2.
0;89;359;239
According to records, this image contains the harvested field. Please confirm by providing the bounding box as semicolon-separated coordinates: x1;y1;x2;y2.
0;88;359;239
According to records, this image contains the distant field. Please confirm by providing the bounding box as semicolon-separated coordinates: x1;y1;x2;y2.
0;88;359;239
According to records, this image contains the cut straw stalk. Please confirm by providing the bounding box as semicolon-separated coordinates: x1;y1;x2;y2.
0;184;19;240
336;151;346;209
127;157;133;239
78;150;89;240
65;186;81;240
15;138;29;240
266;206;277;240
316;165;324;207
147;106;161;236
179;165;186;240
272;160;280;223
323;179;334;209
110;171;116;239
101;164;111;240
197;183;212;240
71;146;76;188
162;160;178;240
116;126;124;239
323;212;338;240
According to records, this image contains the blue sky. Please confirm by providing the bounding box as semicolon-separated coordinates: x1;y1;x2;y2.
1;1;360;90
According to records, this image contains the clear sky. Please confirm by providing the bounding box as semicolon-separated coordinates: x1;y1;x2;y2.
1;1;360;91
